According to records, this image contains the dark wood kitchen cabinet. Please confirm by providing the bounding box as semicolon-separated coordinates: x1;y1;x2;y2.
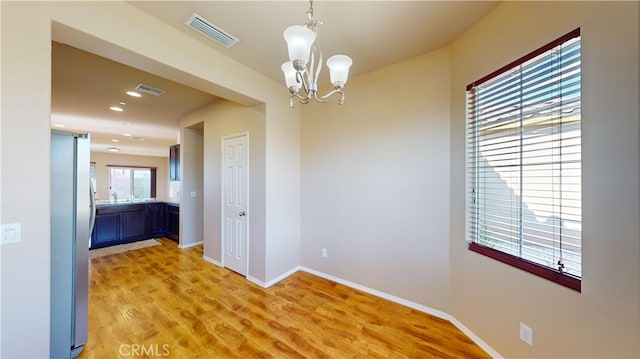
91;203;145;249
169;144;180;181
121;206;147;242
90;202;179;249
91;212;120;248
165;204;179;243
146;202;165;238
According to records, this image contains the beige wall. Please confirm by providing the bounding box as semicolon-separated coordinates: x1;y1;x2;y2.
181;100;267;280
301;47;452;311
301;2;639;357
449;2;639;357
0;3;52;356
0;2;300;357
90;151;170;201
179;128;204;247
2;1;638;358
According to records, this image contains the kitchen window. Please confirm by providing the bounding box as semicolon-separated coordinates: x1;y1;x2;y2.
465;29;582;291
108;166;157;200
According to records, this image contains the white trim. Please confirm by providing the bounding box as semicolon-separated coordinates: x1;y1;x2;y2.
247;266;301;288
449;316;503;359
222;263;502;357
246;275;266;287
298;266;502;358
179;240;203;249
265;266;300;288
202;255;222;267
300;267;450;318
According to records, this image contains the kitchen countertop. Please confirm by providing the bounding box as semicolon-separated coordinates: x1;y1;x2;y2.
95;198;179;208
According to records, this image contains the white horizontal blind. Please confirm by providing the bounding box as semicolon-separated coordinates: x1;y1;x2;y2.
466;30;582;279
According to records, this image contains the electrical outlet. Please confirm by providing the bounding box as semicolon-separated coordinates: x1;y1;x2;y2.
321;248;327;258
520;322;533;346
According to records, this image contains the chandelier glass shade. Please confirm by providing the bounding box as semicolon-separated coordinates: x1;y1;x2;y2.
283;25;316;66
281;0;352;107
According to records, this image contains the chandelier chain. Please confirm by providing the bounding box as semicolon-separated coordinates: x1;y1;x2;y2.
305;0;323;31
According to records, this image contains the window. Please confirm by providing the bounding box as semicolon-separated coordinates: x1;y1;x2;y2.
108;166;157;200
465;29;581;291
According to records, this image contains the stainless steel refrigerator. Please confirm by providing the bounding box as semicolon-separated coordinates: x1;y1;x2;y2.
51;130;95;358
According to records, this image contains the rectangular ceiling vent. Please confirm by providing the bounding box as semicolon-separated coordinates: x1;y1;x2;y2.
135;83;165;96
185;13;239;48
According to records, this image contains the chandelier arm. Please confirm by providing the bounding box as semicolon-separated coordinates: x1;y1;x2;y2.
312;91;326;103
312;42;323;86
294;93;310;102
308;45;316;89
296;70;310;96
318;88;346;105
337;90;345;105
289;93;311;108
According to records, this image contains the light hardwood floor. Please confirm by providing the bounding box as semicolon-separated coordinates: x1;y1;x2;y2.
80;238;490;358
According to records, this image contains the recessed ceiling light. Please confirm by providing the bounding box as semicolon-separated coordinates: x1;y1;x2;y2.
110;106;124;112
123;133;132;137
126;91;142;98
53;123;65;128
119;101;127;106
111;139;119;143
107;147;120;152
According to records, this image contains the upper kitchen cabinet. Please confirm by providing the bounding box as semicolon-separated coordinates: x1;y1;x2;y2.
169;144;180;181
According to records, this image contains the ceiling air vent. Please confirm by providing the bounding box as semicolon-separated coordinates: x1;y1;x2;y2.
185;13;239;48
135;83;165;96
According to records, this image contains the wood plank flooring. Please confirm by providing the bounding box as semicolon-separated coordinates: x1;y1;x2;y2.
79;238;490;358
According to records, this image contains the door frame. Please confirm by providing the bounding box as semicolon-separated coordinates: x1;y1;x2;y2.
220;131;250;276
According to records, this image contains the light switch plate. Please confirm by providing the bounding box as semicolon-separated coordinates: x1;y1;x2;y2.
1;223;22;245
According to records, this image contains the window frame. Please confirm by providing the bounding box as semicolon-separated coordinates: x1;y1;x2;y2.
465;28;582;292
107;165;157;200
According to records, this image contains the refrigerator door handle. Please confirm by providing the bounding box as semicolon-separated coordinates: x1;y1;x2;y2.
89;179;96;237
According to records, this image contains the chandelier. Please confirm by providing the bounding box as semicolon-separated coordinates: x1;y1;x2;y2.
281;0;353;108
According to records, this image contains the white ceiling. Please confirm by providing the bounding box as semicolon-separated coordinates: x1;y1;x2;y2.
51;1;499;157
51;42;217;157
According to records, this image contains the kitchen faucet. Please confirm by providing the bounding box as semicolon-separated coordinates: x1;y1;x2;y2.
111;191;118;201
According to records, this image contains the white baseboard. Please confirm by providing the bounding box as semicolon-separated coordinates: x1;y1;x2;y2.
264;266;301;288
202;255;222;267
298;266;502;359
190;260;502;357
248;266;301;288
449;316;503;359
300;266;450;318
246;275;265;287
179;240;203;249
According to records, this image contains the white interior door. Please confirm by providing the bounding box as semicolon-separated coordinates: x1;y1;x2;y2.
222;133;249;275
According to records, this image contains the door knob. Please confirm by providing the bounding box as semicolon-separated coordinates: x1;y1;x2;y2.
239;211;246;217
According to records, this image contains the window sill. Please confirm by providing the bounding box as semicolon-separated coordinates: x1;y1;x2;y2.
468;242;581;292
